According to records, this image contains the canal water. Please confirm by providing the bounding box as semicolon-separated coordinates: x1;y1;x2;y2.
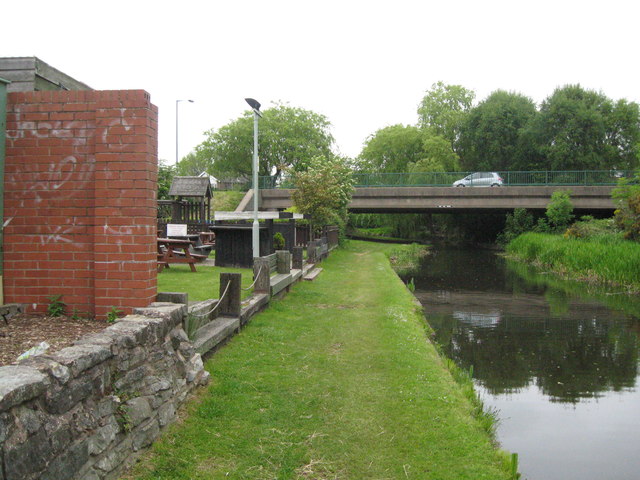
410;248;640;480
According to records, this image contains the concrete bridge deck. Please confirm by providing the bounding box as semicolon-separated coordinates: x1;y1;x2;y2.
252;186;616;214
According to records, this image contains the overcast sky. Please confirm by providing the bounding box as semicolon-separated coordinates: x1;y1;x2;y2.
5;0;639;165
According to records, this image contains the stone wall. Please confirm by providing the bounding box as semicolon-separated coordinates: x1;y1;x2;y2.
0;303;208;480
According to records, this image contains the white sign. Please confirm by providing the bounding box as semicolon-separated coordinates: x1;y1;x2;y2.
166;224;187;236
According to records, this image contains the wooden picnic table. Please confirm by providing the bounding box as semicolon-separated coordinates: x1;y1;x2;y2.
157;237;200;272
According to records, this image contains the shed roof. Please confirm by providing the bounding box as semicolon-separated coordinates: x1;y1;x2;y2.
168;176;213;198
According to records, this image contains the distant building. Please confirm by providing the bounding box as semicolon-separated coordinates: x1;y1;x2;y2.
0;56;92;92
198;171;218;189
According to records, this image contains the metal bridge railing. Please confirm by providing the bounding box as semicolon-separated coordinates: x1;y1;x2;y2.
257;170;634;189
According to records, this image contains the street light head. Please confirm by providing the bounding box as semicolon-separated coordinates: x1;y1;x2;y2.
245;98;261;111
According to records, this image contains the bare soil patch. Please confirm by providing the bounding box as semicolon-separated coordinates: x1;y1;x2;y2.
0;314;109;366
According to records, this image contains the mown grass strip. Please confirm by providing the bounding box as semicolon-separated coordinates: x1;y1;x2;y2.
131;241;512;479
506;232;640;291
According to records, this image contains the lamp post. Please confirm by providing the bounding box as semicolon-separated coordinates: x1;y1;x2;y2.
175;99;194;165
245;98;262;259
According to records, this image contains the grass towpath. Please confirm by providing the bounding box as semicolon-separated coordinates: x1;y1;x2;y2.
129;241;511;479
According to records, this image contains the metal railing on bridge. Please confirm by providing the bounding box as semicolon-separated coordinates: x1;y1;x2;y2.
258;170;634;189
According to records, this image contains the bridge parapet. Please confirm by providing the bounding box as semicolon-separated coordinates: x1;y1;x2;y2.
257;186;616;214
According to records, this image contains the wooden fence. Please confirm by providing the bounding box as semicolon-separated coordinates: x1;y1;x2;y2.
158;200;210;235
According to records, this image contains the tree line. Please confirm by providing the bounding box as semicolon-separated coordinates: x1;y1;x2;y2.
362;82;640;176
166;82;639;184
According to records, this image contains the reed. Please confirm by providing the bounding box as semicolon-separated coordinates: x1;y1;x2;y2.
386;242;430;277
506;232;640;291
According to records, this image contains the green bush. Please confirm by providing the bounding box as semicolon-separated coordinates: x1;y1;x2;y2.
546;190;574;231
273;232;286;250
497;208;535;245
564;217;620;239
613;173;640;241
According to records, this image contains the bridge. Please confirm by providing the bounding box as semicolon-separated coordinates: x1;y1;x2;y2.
234;170;629;215
253;185;617;214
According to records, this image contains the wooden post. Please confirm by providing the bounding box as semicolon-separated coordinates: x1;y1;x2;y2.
266;219;274;254
172;200;182;223
276;250;291;274
308;241;317;264
253;257;271;295
292;246;303;270
287;218;295;251
219;273;241;316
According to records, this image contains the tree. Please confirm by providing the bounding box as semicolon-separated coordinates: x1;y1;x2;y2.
196;102;334;181
292;155;354;235
458;90;537;171
359;124;426;173
409;133;460;172
176;151;212;177
523;85;640;171
417;81;475;150
605;99;640;170
157;162;175;200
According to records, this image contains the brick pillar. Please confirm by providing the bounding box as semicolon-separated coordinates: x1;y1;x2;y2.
92;91;158;317
4;89;158;318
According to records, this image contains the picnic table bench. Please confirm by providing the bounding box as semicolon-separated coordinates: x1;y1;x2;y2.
157;238;207;272
199;232;216;245
168;233;214;257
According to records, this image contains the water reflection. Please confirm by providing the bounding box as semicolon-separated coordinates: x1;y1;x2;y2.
412;248;640;403
411;248;640;479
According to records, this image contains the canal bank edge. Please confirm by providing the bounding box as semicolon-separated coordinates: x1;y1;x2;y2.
385;241;520;478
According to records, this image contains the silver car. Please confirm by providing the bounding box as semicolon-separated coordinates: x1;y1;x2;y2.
453;172;503;187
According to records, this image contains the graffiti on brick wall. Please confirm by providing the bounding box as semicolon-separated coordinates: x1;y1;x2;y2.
7;106;137;246
101;112;133;150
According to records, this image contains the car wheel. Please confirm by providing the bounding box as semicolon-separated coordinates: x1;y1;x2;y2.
491;183;500;187
456;184;465;187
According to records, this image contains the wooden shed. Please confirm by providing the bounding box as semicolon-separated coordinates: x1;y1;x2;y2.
210;224;273;268
164;176;213;234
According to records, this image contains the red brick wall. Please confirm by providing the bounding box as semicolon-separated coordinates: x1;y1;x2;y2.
4;90;158;318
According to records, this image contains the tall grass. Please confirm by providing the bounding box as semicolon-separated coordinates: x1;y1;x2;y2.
386;243;430;277
441;359;500;440
507;232;640;291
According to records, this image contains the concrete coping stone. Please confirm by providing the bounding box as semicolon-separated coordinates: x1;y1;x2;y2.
17;356;72;385
0;365;49;410
155;292;188;304
45;343;113;378
133;303;186;327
